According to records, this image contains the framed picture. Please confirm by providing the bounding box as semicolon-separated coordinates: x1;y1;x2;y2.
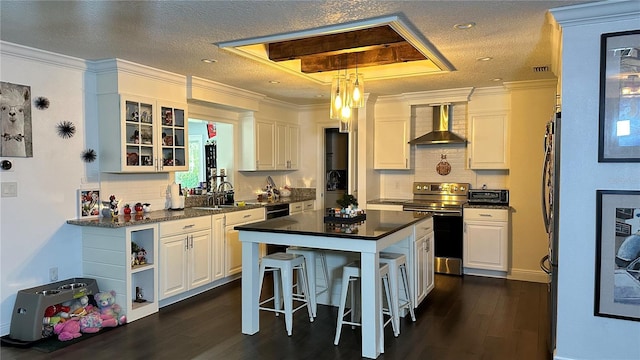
78;189;100;219
598;30;640;162
0;81;33;158
595;190;640;321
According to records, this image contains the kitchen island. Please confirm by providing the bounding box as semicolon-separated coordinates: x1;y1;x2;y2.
236;209;431;359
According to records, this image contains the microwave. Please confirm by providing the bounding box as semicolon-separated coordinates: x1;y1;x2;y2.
468;189;509;205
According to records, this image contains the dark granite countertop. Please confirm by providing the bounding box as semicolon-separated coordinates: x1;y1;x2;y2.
367;198;411;205
464;204;511;210
67;195;315;228
235;209;431;240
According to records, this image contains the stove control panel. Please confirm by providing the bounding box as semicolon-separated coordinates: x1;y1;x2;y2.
413;182;469;196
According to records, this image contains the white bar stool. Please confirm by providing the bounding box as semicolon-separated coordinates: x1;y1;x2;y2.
285;247;330;317
379;252;416;336
258;252;314;336
334;261;397;346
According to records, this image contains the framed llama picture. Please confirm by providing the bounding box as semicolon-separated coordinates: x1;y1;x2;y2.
78;189;100;219
0;82;32;157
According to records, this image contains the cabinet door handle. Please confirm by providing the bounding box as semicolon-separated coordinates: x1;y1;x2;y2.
185;237;189;250
190;235;194;249
243;214;252;218
464;223;467;233
183;224;195;229
479;214;492;217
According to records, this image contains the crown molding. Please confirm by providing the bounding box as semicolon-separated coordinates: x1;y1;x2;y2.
0;41;87;71
88;58;186;86
550;0;640;27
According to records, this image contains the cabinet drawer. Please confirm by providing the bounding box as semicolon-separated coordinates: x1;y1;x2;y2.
225;208;265;226
160;216;210;236
303;200;315;211
290;202;304;213
415;217;434;239
463;208;508;221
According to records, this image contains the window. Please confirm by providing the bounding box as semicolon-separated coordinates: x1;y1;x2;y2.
175;135;203;189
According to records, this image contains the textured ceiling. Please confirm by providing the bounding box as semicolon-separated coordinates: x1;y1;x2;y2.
0;1;590;106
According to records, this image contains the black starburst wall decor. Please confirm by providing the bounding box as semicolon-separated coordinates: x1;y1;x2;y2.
56;121;76;139
34;96;50;110
81;149;97;163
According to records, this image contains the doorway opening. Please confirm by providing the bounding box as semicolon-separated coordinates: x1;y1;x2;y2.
324;128;348;208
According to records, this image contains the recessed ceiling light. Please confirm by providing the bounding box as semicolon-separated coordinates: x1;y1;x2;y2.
454;22;476;30
269;80;280;84
476;57;493;62
201;59;217;64
491;78;503;82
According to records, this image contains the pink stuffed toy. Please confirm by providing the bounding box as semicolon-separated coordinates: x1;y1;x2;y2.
53;317;81;341
94;290;126;325
79;307;117;333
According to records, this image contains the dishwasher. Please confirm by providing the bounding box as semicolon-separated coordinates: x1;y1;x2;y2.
265;203;290;254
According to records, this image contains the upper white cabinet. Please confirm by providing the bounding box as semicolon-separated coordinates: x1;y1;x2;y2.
276;123;299;170
467;88;510;170
92;59;188;173
374;116;410;170
240;113;299;171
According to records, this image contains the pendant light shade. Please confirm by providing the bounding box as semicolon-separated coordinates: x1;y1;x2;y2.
349;73;364;108
330;74;347;120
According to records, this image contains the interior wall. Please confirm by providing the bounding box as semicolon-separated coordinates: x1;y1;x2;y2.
506;80;557;282
0;42;88;335
552;2;640;359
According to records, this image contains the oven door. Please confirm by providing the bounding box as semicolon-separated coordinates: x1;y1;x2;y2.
403;206;464;275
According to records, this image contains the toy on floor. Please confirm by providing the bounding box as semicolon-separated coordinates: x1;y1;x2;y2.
95;290;126;325
53;317;81;341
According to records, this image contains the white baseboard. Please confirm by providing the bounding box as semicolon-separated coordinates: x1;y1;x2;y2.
508;268;550;283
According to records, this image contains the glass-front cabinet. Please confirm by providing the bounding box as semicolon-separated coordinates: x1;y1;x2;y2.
108;95;187;173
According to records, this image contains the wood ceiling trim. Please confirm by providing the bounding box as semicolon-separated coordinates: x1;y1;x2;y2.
267;25;427;72
300;44;427;73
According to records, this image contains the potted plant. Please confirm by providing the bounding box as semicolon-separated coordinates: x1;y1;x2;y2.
336;194;358;209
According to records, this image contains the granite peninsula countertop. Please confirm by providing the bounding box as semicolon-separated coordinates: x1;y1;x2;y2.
236;209;432;240
67;195;315;228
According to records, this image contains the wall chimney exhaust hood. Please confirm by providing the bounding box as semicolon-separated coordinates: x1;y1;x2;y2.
408;104;466;145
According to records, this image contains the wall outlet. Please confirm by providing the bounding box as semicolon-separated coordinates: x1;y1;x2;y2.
49;267;58;282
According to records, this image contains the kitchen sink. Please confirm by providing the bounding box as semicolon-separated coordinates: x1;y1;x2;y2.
191;205;236;211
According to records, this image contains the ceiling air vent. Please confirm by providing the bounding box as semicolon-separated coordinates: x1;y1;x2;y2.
533;65;550;73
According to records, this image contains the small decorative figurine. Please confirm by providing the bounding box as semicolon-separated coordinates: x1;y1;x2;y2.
135;248;147;265
123;204;132;215
134;287;146;303
134;202;144;215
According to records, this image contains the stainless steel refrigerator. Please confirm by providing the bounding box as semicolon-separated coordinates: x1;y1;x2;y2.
541;111;561;354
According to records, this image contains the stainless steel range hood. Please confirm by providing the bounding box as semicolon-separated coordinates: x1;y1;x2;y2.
409;104;466;145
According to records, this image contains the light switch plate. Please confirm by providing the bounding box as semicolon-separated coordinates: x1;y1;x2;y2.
1;182;17;197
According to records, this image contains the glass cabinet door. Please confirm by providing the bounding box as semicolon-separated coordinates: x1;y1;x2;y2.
125;100;155;170
160;105;187;171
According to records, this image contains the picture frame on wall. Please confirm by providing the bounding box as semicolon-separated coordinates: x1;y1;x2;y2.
594;190;640;322
598;30;640;162
78;189;100;219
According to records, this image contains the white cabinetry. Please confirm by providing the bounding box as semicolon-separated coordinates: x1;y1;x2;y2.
211;213;226;282
414;217;435;305
224;208;266;276
290;200;316;214
276;123;299;170
159;217;212;299
467;88;510;170
463;208;509;277
240;113;299;171
382;216;434;308
468;112;509;169
93;59;188;173
81;224;159;322
374;117;410;169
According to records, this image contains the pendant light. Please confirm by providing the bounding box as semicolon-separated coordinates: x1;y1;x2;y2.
339;66;352;133
349;53;364;108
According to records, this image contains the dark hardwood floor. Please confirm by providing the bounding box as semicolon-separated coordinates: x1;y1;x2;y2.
2;274;551;360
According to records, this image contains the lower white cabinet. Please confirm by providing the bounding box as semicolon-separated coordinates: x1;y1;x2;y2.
414;217;434;305
463;208;509;275
382;216;434;308
223;208;266;277
81;224;159;322
159;217;212;299
211;213;225;282
290;200;315;214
